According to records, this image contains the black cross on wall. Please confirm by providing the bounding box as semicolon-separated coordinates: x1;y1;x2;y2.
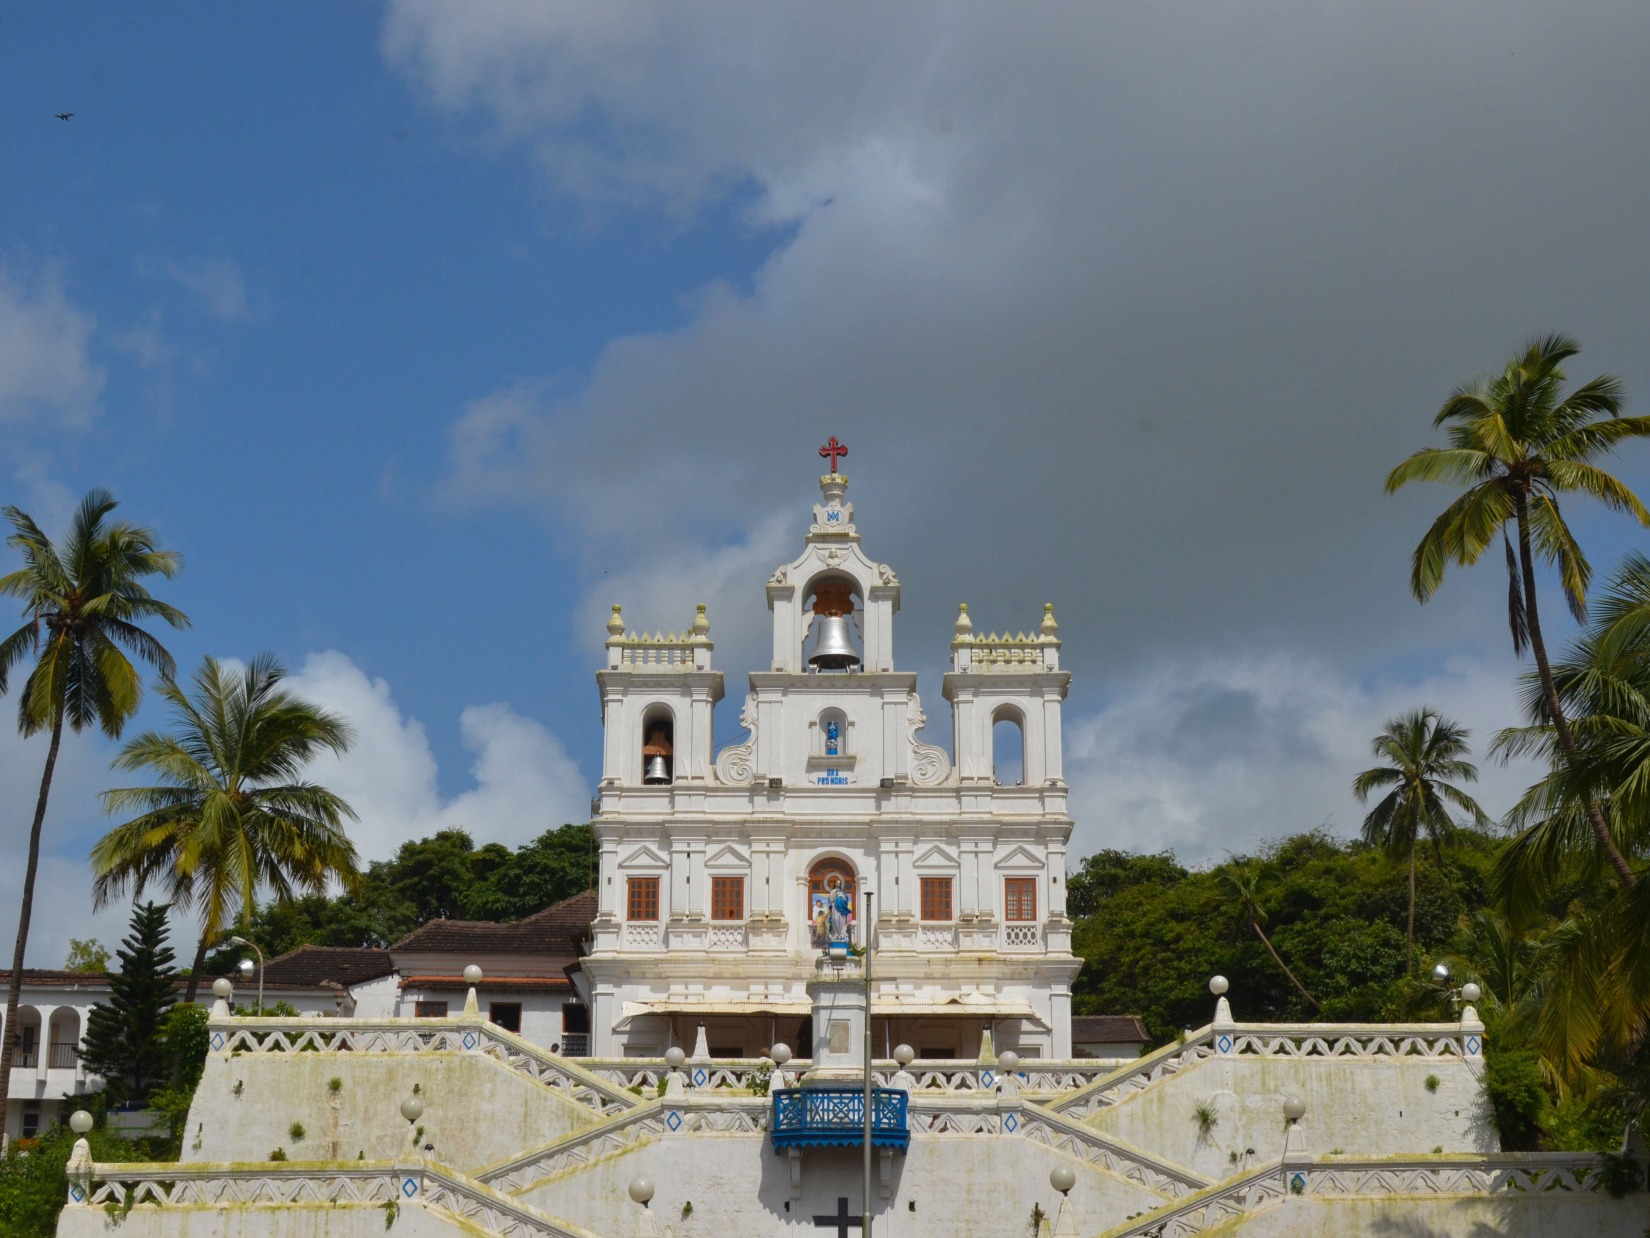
813;1196;862;1236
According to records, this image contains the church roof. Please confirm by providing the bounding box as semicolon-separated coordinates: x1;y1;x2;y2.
389;889;597;956
1070;1014;1149;1044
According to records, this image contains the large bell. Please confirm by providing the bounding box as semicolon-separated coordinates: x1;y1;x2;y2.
808;614;861;671
643;755;671;785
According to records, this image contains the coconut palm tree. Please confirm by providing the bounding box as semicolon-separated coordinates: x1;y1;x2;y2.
0;489;187;1122
1219;860;1316;1008
91;654;361;1002
1352;709;1488;976
1386;334;1650;886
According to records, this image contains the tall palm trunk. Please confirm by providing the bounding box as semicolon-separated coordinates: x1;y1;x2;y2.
1515;494;1637;886
1407;848;1417;977
184;931;211;1006
0;713;64;1132
1250;920;1317;1007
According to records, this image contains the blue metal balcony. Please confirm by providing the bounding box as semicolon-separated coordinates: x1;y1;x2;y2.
770;1087;910;1152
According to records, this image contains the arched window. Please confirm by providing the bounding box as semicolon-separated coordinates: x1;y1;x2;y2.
992;709;1025;786
641;707;674;785
808;857;857;948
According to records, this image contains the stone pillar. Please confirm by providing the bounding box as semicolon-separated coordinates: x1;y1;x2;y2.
803;957;869;1084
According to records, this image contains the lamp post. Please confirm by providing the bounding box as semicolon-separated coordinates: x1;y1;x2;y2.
229;935;264;1014
862;889;874;1238
1281;1095;1306;1197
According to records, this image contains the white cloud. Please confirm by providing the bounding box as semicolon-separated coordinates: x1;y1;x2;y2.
283;651;589;862
0;264;103;427
164;257;251;322
1064;652;1539;865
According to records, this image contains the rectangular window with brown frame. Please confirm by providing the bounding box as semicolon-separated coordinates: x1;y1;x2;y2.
627;876;661;921
414;1000;448;1018
711;875;745;921
1004;877;1038;922
919;876;954;922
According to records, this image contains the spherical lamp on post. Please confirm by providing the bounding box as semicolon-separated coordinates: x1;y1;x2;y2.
628;1176;655;1207
892;1044;914;1067
1209;975;1229;996
463;964;482;1018
229;935;265;1014
1281;1095;1306;1196
400;1094;424;1124
1048;1165;1077;1235
69;1110;93;1135
1461;982;1481;1005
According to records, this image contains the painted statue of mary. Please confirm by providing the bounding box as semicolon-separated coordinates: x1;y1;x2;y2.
826;877;852;943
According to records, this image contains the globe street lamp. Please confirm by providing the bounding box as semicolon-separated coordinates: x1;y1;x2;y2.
229;935;264;1014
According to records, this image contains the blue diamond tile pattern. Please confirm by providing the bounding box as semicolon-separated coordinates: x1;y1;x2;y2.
667;1109;683;1131
210;1032;225;1051
1217;1035;1233;1053
1003;1112;1018;1133
462;1031;478;1050
980;1071;995;1088
402;1178;419;1198
1290;1173;1306;1192
693;1068;708;1087
1466;1035;1481;1055
70;1186;84;1203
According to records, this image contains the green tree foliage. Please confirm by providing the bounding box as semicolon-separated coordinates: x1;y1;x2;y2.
203;822;595;963
0;488;187;1119
79;902;178;1105
0;1120;150;1238
91;653;359;1001
63;938;110;973
1071;830;1500;1045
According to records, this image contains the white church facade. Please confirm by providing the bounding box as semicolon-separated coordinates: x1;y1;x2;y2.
583;452;1082;1060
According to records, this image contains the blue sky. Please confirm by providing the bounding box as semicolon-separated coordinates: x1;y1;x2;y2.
4;3;1650;962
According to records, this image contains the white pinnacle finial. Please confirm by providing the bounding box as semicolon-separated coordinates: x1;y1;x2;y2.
955;603;973;640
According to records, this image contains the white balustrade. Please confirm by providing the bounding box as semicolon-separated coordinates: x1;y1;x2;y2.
1001;923;1041;949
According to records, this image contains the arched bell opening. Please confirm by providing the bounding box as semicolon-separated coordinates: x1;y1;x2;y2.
803;576;862;672
641;707;675;785
991;707;1026;787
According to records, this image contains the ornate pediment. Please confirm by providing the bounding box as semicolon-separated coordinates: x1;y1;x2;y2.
618;844;670;870
993;845;1044;871
913;844;960;870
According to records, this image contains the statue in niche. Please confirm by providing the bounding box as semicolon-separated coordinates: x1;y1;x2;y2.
812;875;855;948
825;718;841;757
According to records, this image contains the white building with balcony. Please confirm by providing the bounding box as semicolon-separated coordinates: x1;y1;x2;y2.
0;970;104;1141
583;458;1082;1059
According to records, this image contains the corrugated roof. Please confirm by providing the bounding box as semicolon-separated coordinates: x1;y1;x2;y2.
1071;1014;1149;1042
390;889;596;955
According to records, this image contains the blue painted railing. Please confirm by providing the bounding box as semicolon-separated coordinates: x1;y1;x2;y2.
770;1087;910;1152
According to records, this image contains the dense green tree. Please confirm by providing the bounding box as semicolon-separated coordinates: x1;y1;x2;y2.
1387;334;1650;885
91;654;359;1002
79;902;178;1104
0;489;187;1122
465;823;594;920
1352;708;1488;975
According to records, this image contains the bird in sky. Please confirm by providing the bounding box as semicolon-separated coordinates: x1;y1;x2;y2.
55;113;72;121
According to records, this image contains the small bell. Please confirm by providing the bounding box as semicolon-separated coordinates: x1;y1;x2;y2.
807;581;861;671
642;723;674;785
808;615;860;671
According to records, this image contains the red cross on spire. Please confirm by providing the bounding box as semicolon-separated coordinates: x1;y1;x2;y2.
818;436;849;473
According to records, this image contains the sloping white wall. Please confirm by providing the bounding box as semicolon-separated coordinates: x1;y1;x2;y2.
517;1129;1165;1238
1090;1056;1496;1180
184;1052;601;1172
56;1202;488;1238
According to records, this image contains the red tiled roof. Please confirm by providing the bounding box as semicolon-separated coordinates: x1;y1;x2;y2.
1071;1014;1149;1043
0;969;113;989
389;889;596;955
398;975;574;993
255;945;393;988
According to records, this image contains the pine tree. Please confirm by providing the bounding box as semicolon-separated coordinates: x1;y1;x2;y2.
79;902;178;1104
